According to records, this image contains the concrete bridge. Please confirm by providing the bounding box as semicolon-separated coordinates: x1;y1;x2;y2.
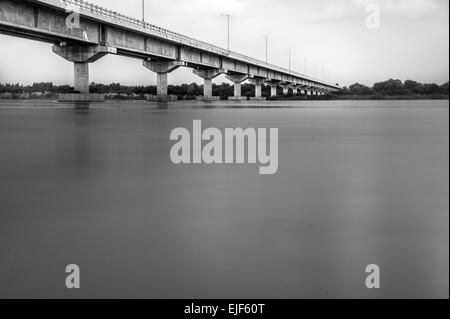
0;0;341;104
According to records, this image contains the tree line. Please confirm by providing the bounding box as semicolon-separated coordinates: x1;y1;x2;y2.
1;79;448;99
339;79;449;96
0;82;277;99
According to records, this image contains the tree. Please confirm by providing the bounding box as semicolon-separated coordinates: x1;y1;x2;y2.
349;83;373;95
339;86;350;95
439;82;449;94
186;83;199;96
420;83;440;95
404;80;422;95
373;79;404;95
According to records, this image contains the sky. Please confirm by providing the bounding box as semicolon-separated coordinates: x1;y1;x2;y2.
0;0;448;87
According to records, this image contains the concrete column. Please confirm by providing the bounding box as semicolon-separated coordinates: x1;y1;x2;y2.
157;73;168;96
193;68;225;101
248;77;266;101
280;83;291;95
143;60;184;102
203;78;213;97
74;62;89;94
271;85;277;97
265;80;281;98
234;82;242;97
255;84;262;97
226;74;248;101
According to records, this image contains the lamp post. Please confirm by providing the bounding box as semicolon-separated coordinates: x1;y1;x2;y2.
288;49;291;71
262;35;268;63
221;14;230;53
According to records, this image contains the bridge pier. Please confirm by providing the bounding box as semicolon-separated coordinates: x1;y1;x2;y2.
193;68;225;101
248;77;266;101
53;44;116;105
280;83;291;95
265;81;279;98
300;86;308;96
226;74;249;101
271;86;277;97
143;60;184;102
74;62;89;94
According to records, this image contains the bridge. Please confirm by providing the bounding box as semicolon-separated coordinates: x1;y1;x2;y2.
0;0;341;104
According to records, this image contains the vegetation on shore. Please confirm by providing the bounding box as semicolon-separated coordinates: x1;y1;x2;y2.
0;79;448;100
337;79;449;100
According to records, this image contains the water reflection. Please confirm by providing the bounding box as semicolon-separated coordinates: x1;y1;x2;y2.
74;102;91;110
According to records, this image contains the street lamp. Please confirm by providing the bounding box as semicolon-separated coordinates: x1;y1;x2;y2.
262;35;268;63
142;0;145;23
288;49;291;71
221;14;230;53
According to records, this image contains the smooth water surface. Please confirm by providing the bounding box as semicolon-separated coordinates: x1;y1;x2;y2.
0;99;448;298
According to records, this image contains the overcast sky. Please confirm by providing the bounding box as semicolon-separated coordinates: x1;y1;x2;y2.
0;0;448;87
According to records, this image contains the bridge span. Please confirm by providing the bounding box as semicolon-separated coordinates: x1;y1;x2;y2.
0;0;341;103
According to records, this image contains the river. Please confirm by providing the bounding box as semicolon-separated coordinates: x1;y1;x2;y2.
0;99;448;298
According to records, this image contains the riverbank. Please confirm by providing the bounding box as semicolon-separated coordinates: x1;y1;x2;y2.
331;94;449;100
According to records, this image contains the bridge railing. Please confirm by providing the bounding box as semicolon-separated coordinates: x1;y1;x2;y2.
58;0;337;88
